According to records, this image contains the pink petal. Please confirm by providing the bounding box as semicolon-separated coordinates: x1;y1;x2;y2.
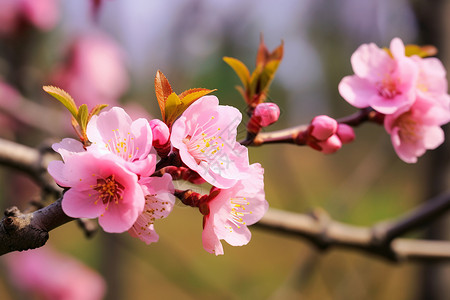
338;76;374;108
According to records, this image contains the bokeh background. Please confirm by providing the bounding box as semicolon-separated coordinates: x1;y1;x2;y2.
0;0;449;299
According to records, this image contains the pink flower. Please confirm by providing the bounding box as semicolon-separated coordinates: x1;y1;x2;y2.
51;32;128;108
128;174;175;244
0;0;59;35
21;0;60;31
171;96;250;189
385;96;450;163
48;150;145;233
412;55;450;108
253;102;280;127
202;163;268;255
150;118;170;146
5;246;105;300
87;107;156;177
309;115;338;141
339;38;418;114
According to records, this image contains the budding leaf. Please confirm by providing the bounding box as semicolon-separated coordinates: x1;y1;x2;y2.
77;104;89;133
179;88;216;108
223;57;250;89
89;104;108;119
43;86;78;119
405;44;438;58
154;70;173;122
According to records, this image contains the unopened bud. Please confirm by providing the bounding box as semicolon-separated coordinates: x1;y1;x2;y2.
309;115;338;141
149;119;170;146
253;103;280;127
317;134;342;154
336;124;355;144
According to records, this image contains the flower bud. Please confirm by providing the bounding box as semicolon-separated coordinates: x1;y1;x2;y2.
309;115;338;141
149;119;170;146
253;103;280;127
317;134;342;154
336;124;355;144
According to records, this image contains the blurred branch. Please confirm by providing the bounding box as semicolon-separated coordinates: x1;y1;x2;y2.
241;107;380;146
1;137;450;261
257;194;450;262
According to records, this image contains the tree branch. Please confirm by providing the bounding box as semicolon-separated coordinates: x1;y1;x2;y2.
0;199;73;255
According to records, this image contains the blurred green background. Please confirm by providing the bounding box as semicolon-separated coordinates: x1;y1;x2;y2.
0;0;449;299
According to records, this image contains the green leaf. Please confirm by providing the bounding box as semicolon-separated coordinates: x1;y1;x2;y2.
223;57;250;89
179;88;216;107
259;60;281;94
164;92;182;125
77;104;89;133
43;86;78;118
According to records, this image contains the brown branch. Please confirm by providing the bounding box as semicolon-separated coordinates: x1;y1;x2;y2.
256;197;450;262
0;199;74;255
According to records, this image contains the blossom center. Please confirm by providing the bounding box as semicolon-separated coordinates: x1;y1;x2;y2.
377;75;401;99
394;111;421;143
105;129;139;161
225;197;253;232
93;175;125;206
182;116;224;164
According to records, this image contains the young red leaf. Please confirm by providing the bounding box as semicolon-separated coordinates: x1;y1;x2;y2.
154;70;173;121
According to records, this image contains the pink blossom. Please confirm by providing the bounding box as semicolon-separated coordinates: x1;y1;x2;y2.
309;115;338;141
336;124;355;144
128;174;175;244
87;107;156;176
51;32;128;108
5;246;105;300
385;96;450;163
171;96;250;189
202;163;268;255
48;150;145;233
412;55;450;108
0;0;59;35
253;102;280;127
338;38;418;114
21;0;60;31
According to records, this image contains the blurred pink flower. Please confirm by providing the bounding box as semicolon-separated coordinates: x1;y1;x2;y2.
412;55;450;108
338;38;418;114
202;163;268;255
51;33;129;108
171;96;250;189
87;107;156;177
0;0;59;35
253;102;280;127
5;246;105;300
129;174;175;244
385;96;450;163
48;150;145;233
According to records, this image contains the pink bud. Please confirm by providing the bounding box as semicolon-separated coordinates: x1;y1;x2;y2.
253;103;280;127
336;124;355;144
317;134;342;154
149;119;170;146
309;115;338;141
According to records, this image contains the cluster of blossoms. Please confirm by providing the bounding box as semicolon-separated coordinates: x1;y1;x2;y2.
48;95;268;255
339;37;450;163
